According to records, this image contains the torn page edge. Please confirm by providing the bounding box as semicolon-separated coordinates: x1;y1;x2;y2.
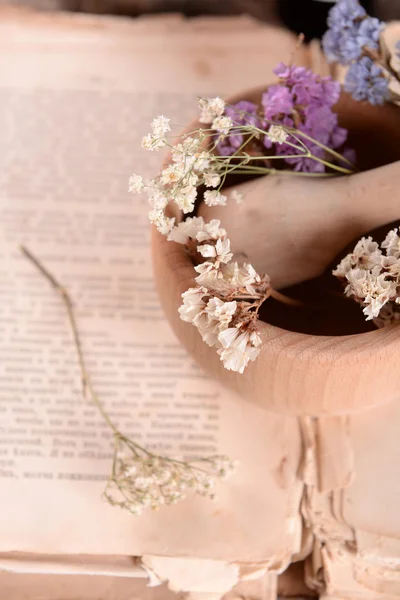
0;553;146;577
141;556;240;594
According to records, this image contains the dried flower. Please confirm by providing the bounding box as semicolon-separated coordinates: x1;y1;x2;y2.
212;116;233;135
128;174;144;193
322;0;375;65
333;229;400;321
204;190;227;207
204;173;221;188
216;100;260;156
344;57;389;105
231;190;244;205
217;328;261;374
135;83;355;372
266;125;289;145
105;438;236;514
261;63;352;172
20;246;237;520
148;209;175;235
151;115;171;137
199;97;225;124
142;134;166;151
262;85;293;119
382;229;400;258
322;0;399;106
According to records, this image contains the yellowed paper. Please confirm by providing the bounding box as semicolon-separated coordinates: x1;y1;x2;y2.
0;10;305;565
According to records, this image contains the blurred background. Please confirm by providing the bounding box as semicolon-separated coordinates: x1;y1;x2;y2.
2;0;400;35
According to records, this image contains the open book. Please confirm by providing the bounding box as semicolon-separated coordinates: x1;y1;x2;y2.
0;8;311;595
4;9;400;600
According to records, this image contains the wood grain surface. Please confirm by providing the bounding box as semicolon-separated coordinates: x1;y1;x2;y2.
152;90;400;417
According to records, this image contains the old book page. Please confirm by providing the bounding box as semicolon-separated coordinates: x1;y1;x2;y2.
0;9;306;562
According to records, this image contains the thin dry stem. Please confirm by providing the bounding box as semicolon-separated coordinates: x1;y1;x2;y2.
20;245;88;398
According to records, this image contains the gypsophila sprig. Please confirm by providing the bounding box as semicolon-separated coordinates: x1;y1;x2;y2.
135;65;356;373
333;228;400;324
323;0;400;105
20;246;236;517
105;438;236;514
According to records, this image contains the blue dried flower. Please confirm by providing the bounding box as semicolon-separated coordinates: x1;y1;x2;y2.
322;19;361;65
323;0;384;66
357;17;383;51
339;31;364;63
327;0;366;29
344;57;389;105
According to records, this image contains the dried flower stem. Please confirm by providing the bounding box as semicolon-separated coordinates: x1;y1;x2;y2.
20;246;88;399
20;245;119;435
20;245;235;515
270;289;305;308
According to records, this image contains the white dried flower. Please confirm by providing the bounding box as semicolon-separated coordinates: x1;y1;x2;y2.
205;297;237;330
382;228;400;258
352;236;382;269
204;173;221;188
231;190;244;205
204;190;227;207
161;164;182;185
193;311;220;347
197;238;233;267
194;261;220;288
223;262;263;295
178;287;208;323
134;476;153;491
345;269;397;319
167;217;225;245
382;255;400;277
199;97;225;124
334;229;400;324
333;254;354;279
266;125;289;144
217;328;261;374
142;134;166;151
106;439;236;515
212;116;233;135
174;185;197;214
128;174;144;193
148;190;168;210
197;219;227;243
210;456;237;478
168;217;205;244
151;115;171;137
193;151;212;173
148;208;175;235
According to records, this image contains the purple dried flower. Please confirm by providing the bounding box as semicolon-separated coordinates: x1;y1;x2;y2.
344;56;389;105
226;101;259;127
283;142;326;173
261;63;353;171
261;85;293;119
217;61;354;173
304;105;338;146
342;147;357;165
320;78;342;107
331;126;348;149
274;63;341;108
217;100;260;156
273;62;306;83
